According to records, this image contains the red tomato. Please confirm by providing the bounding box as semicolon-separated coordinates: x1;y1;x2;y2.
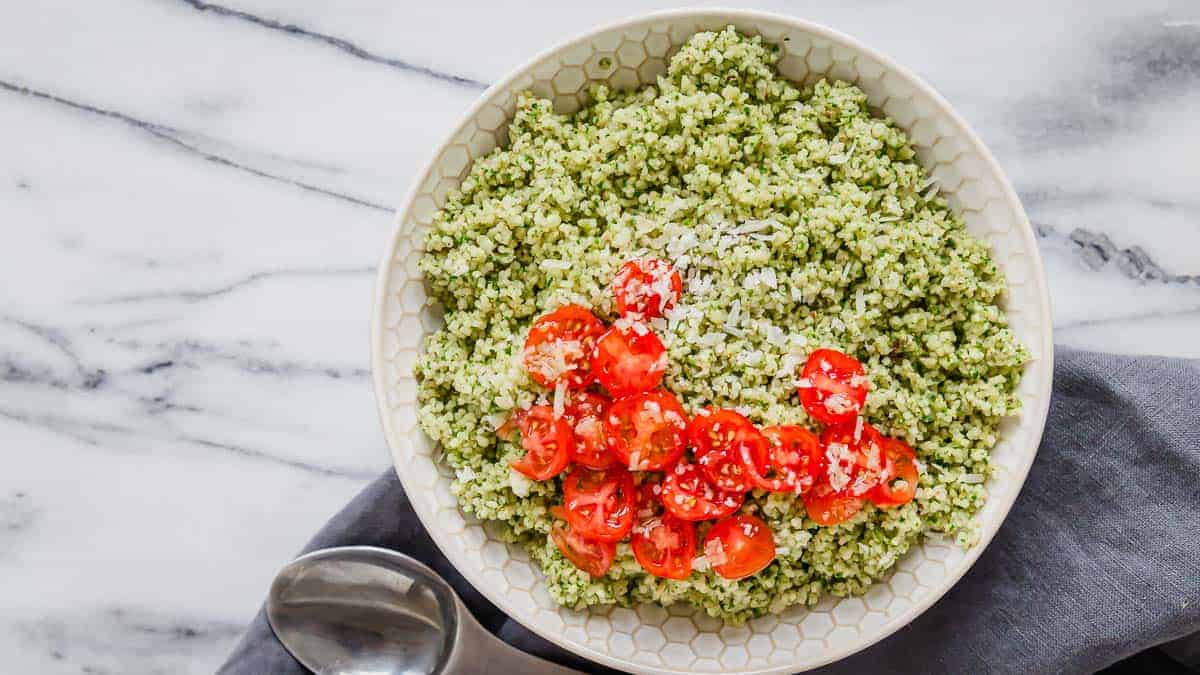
702;514;776;580
509;406;572;481
562;391;617;469
550;520;615;578
631;514;696;580
797;348;870;425
750;425;826;494
605;389;689;471
820;422;890;497
660;461;744;521
869;436;920;507
802;480;865;526
688;409;767;492
523;305;606;389
561;466;636;542
612;258;682;318
591;321;668;397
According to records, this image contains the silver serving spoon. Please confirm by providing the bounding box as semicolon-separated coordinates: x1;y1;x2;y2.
268;546;581;675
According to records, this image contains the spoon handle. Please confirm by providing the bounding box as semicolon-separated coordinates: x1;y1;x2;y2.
448;600;583;675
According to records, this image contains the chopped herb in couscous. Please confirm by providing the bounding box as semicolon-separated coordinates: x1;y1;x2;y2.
415;27;1027;622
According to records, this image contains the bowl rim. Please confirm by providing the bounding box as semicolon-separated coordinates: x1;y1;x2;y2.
369;7;1054;673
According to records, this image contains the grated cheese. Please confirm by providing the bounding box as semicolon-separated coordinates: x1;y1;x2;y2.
824;392;856;415
703;538;728;566
553;380;567;419
826;442;855;492
524;339;582;382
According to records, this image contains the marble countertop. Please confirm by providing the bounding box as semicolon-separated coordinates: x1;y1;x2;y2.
3;1;1197;672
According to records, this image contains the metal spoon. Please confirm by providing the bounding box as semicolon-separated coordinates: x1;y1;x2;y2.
267;546;581;675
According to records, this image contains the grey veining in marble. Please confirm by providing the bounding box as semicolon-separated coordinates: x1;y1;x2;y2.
2;1;1198;673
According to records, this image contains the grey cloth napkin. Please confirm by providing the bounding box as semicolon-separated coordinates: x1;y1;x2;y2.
219;347;1200;674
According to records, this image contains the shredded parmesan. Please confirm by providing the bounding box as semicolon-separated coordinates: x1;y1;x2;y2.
825;442;855;492
824;392;856;415
524;339;582;382
552;380;567;419
703;538;728;566
574;417;599;438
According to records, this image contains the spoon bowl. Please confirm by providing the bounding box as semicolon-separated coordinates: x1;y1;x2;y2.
267;546;578;675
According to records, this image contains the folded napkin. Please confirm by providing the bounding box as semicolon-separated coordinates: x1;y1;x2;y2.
219;347;1200;674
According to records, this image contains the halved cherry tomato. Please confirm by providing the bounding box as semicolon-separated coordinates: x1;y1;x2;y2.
688;409;766;493
561;466;636;542
660;461;744;521
702;514;776;580
591;321;668;397
605;389;688;471
612;258;683;318
509;405;572;481
820;422;890;497
797;348;870;425
631;514;696;580
869;436;920;507
749;425;826;494
562;391;617;469
802;480;865;526
523;305;606;389
551;520;615;578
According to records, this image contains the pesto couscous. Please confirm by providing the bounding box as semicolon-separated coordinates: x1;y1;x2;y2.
416;27;1027;622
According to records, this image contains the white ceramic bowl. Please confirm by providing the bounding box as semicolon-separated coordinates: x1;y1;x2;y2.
371;9;1053;674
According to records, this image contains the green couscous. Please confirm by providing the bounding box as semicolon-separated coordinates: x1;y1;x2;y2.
416;27;1027;622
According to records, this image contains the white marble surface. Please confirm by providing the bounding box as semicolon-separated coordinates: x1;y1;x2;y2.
2;1;1197;672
